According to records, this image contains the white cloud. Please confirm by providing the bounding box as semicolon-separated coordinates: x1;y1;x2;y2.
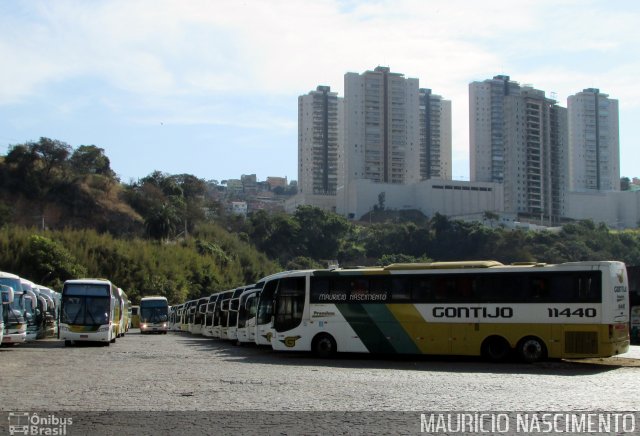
2;0;640;180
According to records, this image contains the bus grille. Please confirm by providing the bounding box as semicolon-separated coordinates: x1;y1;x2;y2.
564;331;598;355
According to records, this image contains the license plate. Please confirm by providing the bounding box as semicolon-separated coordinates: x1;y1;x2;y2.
80;335;88;338
153;328;158;331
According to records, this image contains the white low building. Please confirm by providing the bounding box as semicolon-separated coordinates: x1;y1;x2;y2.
565;190;640;229
336;179;503;220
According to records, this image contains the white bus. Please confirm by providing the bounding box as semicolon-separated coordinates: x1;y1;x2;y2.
60;279;118;346
236;286;262;344
1;284;15;343
255;271;310;347
202;294;220;337
139;296;169;334
223;285;253;341
1;271;28;345
266;261;629;362
211;290;234;339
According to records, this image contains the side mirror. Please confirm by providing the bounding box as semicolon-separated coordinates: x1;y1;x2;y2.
1;285;14;304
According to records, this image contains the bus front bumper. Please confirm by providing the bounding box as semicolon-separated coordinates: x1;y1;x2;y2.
59;325;111;342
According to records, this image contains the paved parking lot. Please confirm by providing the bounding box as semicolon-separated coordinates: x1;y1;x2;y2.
2;331;639;434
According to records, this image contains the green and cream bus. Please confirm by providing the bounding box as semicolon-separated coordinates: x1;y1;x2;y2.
60;279;118;346
267;261;629;362
139;296;169;334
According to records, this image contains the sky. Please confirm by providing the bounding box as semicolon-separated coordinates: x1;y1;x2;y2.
1;0;639;184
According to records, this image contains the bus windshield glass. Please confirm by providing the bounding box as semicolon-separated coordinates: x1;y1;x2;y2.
61;296;110;325
140;300;168;323
62;284;111;325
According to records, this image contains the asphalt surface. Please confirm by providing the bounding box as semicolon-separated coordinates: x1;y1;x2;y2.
1;330;639;435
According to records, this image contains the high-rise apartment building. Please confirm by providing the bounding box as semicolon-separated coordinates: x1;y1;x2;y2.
568;88;620;191
298;86;342;196
419;88;452;180
470;75;568;221
342;66;420;187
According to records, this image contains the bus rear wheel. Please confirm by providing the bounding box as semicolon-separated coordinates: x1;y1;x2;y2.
312;334;337;358
481;336;511;362
517;336;547;363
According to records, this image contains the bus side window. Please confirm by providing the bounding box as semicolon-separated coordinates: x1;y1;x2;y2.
549;274;575;302
411;277;433;301
350;278;369;296
390;277;411;301
369;277;390;300
530;277;550;301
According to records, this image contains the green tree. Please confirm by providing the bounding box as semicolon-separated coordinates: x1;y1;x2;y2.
293;206;351;260
22;235;87;289
69;145;116;178
145;203;181;240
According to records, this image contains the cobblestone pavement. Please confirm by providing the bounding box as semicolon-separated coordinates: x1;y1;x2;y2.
1;331;639;434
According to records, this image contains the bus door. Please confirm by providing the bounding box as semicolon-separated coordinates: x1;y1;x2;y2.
256;280;279;345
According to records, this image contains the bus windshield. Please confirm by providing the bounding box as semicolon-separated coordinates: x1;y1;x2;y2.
62;283;111;326
140;300;168;323
61;296;110;325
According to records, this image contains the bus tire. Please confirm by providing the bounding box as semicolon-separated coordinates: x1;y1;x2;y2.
312;333;337;358
110;336;116;344
517;336;547;363
481;336;511;362
64;340;72;347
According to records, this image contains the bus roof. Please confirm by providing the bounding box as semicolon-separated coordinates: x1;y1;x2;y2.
0;271;21;279
64;278;112;285
140;296;168;302
384;261;505;270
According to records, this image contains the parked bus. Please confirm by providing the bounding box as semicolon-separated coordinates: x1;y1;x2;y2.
1;271;28;345
21;280;40;342
139;296;169;334
59;279;118;346
180;300;195;332
236;286;262;344
116;288;128;337
1;284;15;343
36;286;59;338
265;261;629;362
222;286;253;340
191;297;208;335
126;299;133;332
211;290;234;339
131;305;140;328
255;271;301;346
168;304;181;331
202;294;220;337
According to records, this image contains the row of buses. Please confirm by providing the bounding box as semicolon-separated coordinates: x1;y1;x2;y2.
169;261;631;362
1;271;60;345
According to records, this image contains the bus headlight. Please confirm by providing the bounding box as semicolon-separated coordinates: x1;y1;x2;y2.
98;326;109;332
141;324;147;329
59;326;69;332
163;323;167;328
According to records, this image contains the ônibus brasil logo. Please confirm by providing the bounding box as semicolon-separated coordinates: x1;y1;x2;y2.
8;412;73;435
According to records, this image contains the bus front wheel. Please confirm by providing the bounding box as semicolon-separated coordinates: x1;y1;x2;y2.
481;336;511;362
312;334;337;358
517;336;547;363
